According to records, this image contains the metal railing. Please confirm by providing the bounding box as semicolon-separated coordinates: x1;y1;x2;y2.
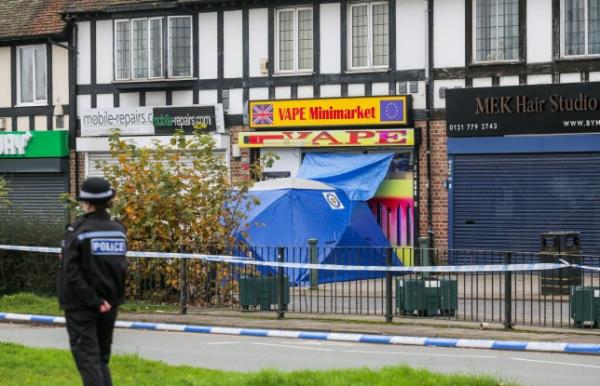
1;244;600;330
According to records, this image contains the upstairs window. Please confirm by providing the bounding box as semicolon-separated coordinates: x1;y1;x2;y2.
115;16;191;81
562;0;600;56
17;45;47;105
349;1;389;70
474;0;519;62
276;7;313;73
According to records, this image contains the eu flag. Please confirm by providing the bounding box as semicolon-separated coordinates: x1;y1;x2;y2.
380;100;404;122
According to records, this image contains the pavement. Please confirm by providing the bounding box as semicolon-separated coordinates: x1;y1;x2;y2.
116;308;600;345
1;323;600;386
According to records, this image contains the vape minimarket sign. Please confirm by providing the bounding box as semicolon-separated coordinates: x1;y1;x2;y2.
248;96;411;129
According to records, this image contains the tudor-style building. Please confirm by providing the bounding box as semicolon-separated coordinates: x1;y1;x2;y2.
0;0;72;219
50;0;600;257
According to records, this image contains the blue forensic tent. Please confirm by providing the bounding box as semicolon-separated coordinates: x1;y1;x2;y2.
297;153;395;201
238;178;400;285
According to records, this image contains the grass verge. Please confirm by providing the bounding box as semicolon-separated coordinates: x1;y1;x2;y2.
0;342;515;386
0;293;178;316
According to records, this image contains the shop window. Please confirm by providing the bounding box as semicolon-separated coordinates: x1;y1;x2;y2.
115;16;191;81
562;0;600;57
348;1;389;70
17;45;47;105
276;7;313;73
473;0;519;63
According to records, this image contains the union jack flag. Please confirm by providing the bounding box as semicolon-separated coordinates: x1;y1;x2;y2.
252;104;274;125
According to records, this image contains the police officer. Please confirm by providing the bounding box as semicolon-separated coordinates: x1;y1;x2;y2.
58;177;127;386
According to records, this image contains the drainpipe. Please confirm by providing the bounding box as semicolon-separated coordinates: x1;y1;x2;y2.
425;0;434;249
63;15;79;196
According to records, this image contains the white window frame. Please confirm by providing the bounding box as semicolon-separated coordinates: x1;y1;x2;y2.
114;19;132;81
347;1;389;71
275;7;314;74
16;45;47;106
472;0;520;64
167;15;194;79
560;0;600;58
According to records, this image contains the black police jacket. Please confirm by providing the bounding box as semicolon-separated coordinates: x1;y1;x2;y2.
58;210;128;311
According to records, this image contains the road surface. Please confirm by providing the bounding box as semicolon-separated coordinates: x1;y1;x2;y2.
1;323;599;386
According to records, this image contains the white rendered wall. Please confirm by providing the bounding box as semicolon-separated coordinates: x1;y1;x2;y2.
77;21;91;85
52;45;69;105
199;12;218;79
96;94;113;108
590;72;600;81
120;92;139;107
320;3;341;74
472;77;492;87
263;148;302;177
146;92;166;106
527;74;552;84
227;88;243;114
275;87;291;99
199;89;218;104
527;0;552;63
0;47;11;107
397;0;426;70
16;117;29;131
560;73;581;83
499;76;520;86
372;83;390;95
172;90;193;105
77;95;92;115
434;0;465;68
249;87;269;101
224;11;243;78
434;79;465;109
34;116;47;131
297;86;313;98
249;8;269;77
320;84;341;97
96;20;113;84
348;84;365;96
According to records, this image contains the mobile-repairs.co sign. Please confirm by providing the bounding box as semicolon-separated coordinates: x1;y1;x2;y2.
446;82;600;137
80;105;225;136
0;131;69;158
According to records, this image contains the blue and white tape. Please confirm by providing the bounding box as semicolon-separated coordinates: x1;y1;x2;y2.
0;311;598;355
0;244;598;273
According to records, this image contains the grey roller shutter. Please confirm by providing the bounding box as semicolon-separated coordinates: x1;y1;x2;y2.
452;153;600;263
1;173;68;221
87;151;227;178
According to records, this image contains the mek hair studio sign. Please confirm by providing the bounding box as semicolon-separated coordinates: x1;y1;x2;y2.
238;129;414;148
248;96;411;129
0;131;69;158
446;82;600;137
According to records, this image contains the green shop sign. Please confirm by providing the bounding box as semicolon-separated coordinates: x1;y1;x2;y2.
0;131;69;158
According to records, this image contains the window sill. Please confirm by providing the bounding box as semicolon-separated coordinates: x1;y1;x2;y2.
112;78;197;90
555;55;600;62
273;71;314;77
345;67;391;74
468;60;524;67
16;102;48;108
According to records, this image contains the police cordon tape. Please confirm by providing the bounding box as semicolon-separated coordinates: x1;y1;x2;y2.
0;311;599;355
1;244;599;273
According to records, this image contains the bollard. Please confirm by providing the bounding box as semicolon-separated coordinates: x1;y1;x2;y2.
418;236;431;279
385;247;393;323
504;252;513;330
277;246;286;319
308;238;318;290
179;247;189;315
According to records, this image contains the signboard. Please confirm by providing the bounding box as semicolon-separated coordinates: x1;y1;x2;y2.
80;107;155;136
80;105;225;137
0;131;69;158
249;96;411;129
323;192;344;210
239;129;414;148
447;82;600;137
153;105;224;134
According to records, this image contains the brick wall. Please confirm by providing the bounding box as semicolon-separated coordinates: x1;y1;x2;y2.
229;126;251;183
68;150;86;197
417;120;449;252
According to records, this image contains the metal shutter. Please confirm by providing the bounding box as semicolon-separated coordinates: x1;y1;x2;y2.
1;173;68;220
452;153;600;260
87;151;227;178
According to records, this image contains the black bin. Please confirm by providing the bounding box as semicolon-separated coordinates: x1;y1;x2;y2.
540;232;581;295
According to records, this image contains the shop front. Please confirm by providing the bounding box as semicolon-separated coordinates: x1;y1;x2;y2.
0;131;69;220
77;105;229;178
446;82;600;261
241;96;417;261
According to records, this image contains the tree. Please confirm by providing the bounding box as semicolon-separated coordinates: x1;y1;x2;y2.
95;130;267;309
